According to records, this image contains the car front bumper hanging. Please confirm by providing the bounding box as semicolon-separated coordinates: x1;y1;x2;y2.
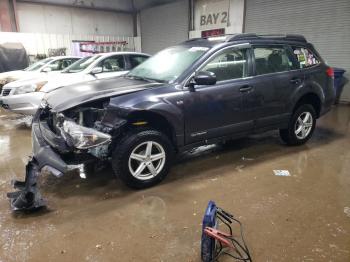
7;158;46;211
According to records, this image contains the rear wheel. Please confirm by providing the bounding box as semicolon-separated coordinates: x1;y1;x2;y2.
280;104;316;145
112;128;174;189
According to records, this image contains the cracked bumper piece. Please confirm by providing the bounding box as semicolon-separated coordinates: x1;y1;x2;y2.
32;122;71;174
7;122;83;211
7;160;46;211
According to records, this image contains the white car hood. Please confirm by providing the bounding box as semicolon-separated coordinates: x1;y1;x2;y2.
40;72;93;92
3;71;63;89
0;71;37;85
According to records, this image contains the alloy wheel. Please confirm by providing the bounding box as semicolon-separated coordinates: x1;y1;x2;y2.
294;112;313;139
128;141;166;180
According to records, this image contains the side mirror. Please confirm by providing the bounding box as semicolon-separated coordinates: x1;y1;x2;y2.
194;71;217;86
42;67;52;73
90;67;103;75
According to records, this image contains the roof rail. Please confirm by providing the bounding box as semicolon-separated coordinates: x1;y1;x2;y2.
227;34;307;43
183;34;233;43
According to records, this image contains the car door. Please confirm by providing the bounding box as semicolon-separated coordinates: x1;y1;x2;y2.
245;45;304;130
95;55;128;79
184;46;254;144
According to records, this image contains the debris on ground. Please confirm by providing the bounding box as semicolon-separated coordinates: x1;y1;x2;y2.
344;207;350;217
235;165;245;172
242;157;254;161
95;244;102;249
273;170;291;176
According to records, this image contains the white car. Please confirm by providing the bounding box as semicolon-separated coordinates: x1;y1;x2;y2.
0;52;150;115
0;56;80;91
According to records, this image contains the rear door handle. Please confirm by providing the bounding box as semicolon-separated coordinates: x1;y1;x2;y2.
290;78;301;84
239;85;253;92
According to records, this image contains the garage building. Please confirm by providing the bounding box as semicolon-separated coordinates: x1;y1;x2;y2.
0;1;349;261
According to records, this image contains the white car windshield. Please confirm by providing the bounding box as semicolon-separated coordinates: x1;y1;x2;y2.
24;58;54;72
127;46;208;83
62;55;101;73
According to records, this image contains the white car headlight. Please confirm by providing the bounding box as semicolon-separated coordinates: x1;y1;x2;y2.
62;120;111;149
14;84;36;95
14;81;48;95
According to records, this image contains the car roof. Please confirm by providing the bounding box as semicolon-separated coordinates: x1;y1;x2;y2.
182;33;308;48
95;52;150;58
49;56;81;60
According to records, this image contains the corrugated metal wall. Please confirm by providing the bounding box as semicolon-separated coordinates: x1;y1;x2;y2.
140;0;189;54
245;0;350;101
17;2;134;36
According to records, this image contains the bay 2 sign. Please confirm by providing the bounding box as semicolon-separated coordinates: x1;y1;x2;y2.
195;0;230;30
200;11;228;27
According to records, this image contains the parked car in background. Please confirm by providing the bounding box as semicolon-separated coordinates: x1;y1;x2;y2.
0;52;150;115
0;56;80;93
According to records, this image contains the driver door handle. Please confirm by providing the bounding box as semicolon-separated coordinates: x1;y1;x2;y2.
239;85;253;93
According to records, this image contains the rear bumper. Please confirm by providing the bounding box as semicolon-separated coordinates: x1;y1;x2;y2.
320;93;335;117
1;92;45;115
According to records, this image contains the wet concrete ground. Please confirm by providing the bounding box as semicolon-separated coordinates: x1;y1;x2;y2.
0;105;350;262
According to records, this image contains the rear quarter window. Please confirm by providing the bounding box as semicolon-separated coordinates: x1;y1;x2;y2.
292;46;320;69
253;46;293;75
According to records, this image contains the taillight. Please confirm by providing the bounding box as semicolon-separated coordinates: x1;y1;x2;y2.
326;67;334;78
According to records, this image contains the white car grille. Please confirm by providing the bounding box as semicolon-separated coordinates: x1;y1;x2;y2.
2;89;11;96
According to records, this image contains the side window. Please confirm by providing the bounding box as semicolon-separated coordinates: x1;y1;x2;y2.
99;56;126;72
201;48;248;82
46;60;61;71
129;55;149;68
61;59;76;69
292;46;320;69
47;59;76;71
253;46;293;75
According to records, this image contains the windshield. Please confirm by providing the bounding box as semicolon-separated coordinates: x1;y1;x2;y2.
24;58;54;72
62;55;101;73
128;46;208;83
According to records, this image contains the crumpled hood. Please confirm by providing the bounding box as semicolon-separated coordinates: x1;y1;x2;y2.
45;77;164;112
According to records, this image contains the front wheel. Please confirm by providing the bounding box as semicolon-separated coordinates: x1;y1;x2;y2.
280;104;316;146
112;128;174;189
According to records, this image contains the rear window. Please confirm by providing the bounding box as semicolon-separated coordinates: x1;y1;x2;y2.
292;46;320;69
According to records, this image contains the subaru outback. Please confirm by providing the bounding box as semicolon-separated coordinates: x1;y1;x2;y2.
8;34;335;211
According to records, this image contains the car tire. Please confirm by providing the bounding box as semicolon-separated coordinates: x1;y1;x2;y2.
279;104;316;146
111;128;174;189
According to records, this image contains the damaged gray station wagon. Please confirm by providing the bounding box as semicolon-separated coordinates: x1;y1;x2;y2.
8;34;335;211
